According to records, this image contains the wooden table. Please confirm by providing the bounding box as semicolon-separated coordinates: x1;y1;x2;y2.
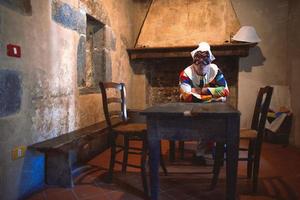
141;102;240;200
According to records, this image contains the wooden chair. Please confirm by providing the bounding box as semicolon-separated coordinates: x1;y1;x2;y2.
99;82;167;196
211;86;273;192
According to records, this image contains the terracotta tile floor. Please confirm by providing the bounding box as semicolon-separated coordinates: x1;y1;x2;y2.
26;140;300;200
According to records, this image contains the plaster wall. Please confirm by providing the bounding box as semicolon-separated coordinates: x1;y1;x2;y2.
136;0;240;47
100;0;151;109
0;0;148;199
288;0;300;146
231;0;290;130
0;1;78;199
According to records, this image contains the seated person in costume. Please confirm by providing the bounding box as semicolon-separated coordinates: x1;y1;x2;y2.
179;42;229;163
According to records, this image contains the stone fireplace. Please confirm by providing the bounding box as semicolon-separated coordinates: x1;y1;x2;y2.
128;43;254;108
127;0;255;108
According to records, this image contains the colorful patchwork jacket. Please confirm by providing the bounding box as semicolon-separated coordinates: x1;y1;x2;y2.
179;64;229;102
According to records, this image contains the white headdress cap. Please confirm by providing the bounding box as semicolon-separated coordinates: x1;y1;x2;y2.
191;42;215;61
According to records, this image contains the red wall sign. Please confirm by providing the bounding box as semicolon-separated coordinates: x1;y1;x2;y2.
7;44;21;58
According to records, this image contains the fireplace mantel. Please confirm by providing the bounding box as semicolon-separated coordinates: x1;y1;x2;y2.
127;42;256;60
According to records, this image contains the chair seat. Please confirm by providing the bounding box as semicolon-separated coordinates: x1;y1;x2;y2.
240;128;258;139
113;123;147;134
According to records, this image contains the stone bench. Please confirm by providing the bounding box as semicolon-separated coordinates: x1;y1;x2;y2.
29;121;114;187
29;110;142;188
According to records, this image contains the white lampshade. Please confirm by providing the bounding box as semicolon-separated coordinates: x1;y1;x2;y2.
232;26;261;43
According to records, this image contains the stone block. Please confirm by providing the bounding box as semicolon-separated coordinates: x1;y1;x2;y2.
92;50;104;85
77;35;86;87
0;69;22;117
46;151;73;187
103;48;112;82
52;0;86;34
91;48;112;85
93;24;105;51
104;26;116;51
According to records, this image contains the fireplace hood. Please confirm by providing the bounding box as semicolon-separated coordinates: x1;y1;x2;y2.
128;0;256;60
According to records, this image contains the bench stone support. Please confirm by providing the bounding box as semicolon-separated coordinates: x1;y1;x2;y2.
45;150;73;187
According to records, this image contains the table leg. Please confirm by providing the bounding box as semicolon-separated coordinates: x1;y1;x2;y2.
148;139;161;200
169;140;175;161
226;117;239;200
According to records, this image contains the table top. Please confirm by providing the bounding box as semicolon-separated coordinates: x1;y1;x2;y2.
141;102;240;117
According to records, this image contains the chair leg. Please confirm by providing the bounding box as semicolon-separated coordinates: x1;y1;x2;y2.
247;139;254;179
107;133;117;182
252;140;262;193
210;142;225;190
141;138;149;197
169;140;175;162
122;135;129;174
160;141;168;176
179;141;185;160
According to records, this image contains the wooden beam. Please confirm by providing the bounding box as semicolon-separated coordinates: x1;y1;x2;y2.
127;42;256;60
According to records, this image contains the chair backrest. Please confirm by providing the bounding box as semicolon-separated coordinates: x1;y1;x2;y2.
251;86;273;139
99;82;128;128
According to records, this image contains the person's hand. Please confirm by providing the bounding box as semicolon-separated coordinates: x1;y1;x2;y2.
192;87;209;95
201;87;209;94
191;88;202;94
